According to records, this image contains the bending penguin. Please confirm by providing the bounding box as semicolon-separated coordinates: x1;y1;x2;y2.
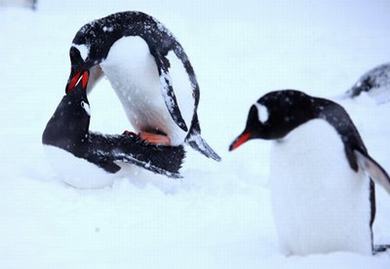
43;76;185;182
229;90;390;255
65;11;221;161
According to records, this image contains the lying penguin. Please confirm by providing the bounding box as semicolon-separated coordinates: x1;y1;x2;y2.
65;11;220;161
42;77;185;185
229;90;390;255
343;63;390;104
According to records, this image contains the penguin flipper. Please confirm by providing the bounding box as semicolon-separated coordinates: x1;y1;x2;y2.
153;51;188;132
354;150;390;194
94;160;121;173
186;134;221;161
88;132;185;178
185;114;221;161
114;153;183;179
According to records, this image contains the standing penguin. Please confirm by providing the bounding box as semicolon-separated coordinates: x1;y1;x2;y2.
65;11;220;161
229;90;390;255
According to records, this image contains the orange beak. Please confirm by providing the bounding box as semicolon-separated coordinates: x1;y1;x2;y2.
229;131;252;151
66;70;89;93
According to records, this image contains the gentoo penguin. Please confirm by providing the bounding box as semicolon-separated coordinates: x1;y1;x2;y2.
343;63;390;104
229;90;390;255
43;77;185;179
65;11;221;161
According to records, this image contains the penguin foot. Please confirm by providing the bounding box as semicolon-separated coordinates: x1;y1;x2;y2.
139;131;171;146
373;244;390;255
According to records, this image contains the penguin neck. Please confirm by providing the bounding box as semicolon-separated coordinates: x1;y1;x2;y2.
42;91;90;155
313;97;367;171
314;98;365;148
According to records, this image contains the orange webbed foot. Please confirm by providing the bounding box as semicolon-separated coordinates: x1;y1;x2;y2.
139;131;171;146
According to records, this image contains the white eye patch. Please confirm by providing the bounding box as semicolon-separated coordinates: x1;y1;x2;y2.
81;101;90;116
255;103;269;123
72;44;89;61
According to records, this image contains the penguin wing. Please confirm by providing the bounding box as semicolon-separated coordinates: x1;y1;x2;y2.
354;150;390;194
112;152;183;179
153;50;189;132
88;132;185;178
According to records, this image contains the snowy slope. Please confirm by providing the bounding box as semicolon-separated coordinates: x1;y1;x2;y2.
0;0;390;268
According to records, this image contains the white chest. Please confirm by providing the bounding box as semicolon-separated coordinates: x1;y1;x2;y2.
43;146;117;189
99;36;194;145
269;119;372;255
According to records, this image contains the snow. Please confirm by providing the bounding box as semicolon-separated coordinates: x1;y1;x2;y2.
0;0;390;268
102;25;113;32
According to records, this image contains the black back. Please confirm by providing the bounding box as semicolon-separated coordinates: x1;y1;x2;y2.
72;11;199;106
74;12;176;63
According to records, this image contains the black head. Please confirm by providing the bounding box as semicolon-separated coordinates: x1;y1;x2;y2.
65;46;93;93
65;23;119;94
229;90;327;150
65;13;130;93
65;11;173;94
43;80;91;152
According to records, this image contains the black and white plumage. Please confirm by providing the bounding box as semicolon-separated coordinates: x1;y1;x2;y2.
42;80;185;180
229;90;390;255
65;11;220;161
344;63;390;104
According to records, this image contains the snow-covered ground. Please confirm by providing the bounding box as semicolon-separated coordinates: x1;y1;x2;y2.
1;0;390;268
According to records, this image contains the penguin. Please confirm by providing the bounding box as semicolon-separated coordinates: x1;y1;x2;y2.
343;63;390;104
42;77;185;179
229;90;390;255
65;11;221;161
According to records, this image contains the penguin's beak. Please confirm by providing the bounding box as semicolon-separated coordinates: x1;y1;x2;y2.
229;131;253;151
66;69;89;93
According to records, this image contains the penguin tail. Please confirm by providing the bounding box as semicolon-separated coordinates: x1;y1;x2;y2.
373;244;390;255
186;133;221;161
185;113;221;161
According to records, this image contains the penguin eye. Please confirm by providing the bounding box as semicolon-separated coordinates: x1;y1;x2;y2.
80;101;91;116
